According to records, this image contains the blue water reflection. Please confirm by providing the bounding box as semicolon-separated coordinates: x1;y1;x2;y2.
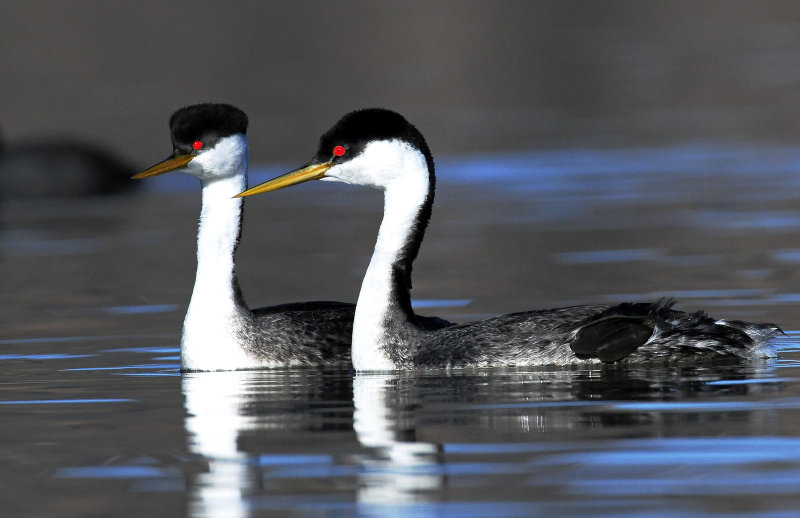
104;304;179;315
0;353;94;360
55;466;173;479
540;437;800;466
558;248;663;264
141;144;800;201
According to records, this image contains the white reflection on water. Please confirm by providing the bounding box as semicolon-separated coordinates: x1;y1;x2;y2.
173;354;800;517
353;374;443;513
182;370;448;517
183;371;253;518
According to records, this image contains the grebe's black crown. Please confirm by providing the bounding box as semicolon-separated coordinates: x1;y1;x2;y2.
314;108;432;170
168;103;248;150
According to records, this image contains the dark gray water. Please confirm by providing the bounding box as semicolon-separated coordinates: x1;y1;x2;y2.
4;146;800;516
2;338;800;517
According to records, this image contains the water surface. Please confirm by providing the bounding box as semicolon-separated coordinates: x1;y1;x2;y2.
4;143;800;516
3;340;800;517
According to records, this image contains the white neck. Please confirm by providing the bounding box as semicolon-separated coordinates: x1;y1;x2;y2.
181;152;254;371
350;147;430;371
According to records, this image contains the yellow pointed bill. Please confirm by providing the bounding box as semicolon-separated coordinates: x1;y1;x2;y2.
235;161;333;197
132;154;195;179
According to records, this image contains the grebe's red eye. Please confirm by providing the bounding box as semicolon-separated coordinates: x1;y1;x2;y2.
193;141;203;150
333;145;346;157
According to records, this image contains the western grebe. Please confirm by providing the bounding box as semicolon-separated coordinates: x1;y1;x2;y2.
236;108;780;371
133;103;357;371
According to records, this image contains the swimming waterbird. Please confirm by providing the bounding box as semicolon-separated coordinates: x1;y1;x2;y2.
236;108;780;371
133;104;359;370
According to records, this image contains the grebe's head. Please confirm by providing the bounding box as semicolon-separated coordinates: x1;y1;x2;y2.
236;108;433;197
134;103;248;182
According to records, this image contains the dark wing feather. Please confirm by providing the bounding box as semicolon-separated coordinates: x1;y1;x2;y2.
570;301;674;361
594;323;655;362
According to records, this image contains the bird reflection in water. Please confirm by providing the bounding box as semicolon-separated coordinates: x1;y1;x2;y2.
181;363;780;516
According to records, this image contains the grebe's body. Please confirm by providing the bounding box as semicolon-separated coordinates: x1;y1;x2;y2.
237;108;780;371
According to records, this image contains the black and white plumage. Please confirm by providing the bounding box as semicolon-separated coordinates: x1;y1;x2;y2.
133;103;358;371
237;108;780;371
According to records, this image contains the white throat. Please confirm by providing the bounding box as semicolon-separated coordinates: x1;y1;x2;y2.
340;142;431;371
181;135;256;371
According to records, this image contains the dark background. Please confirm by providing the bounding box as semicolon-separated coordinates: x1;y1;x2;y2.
3;1;800;335
3;1;800;168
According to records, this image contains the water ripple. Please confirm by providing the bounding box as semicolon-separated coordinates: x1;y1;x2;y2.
0;354;94;361
0;398;133;405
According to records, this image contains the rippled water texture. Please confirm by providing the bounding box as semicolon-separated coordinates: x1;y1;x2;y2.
4;142;800;516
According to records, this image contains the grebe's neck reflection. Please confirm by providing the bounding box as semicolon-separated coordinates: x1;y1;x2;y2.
182;369;446;516
183;371;254;518
182;369;355;517
181;365;779;516
353;374;444;509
